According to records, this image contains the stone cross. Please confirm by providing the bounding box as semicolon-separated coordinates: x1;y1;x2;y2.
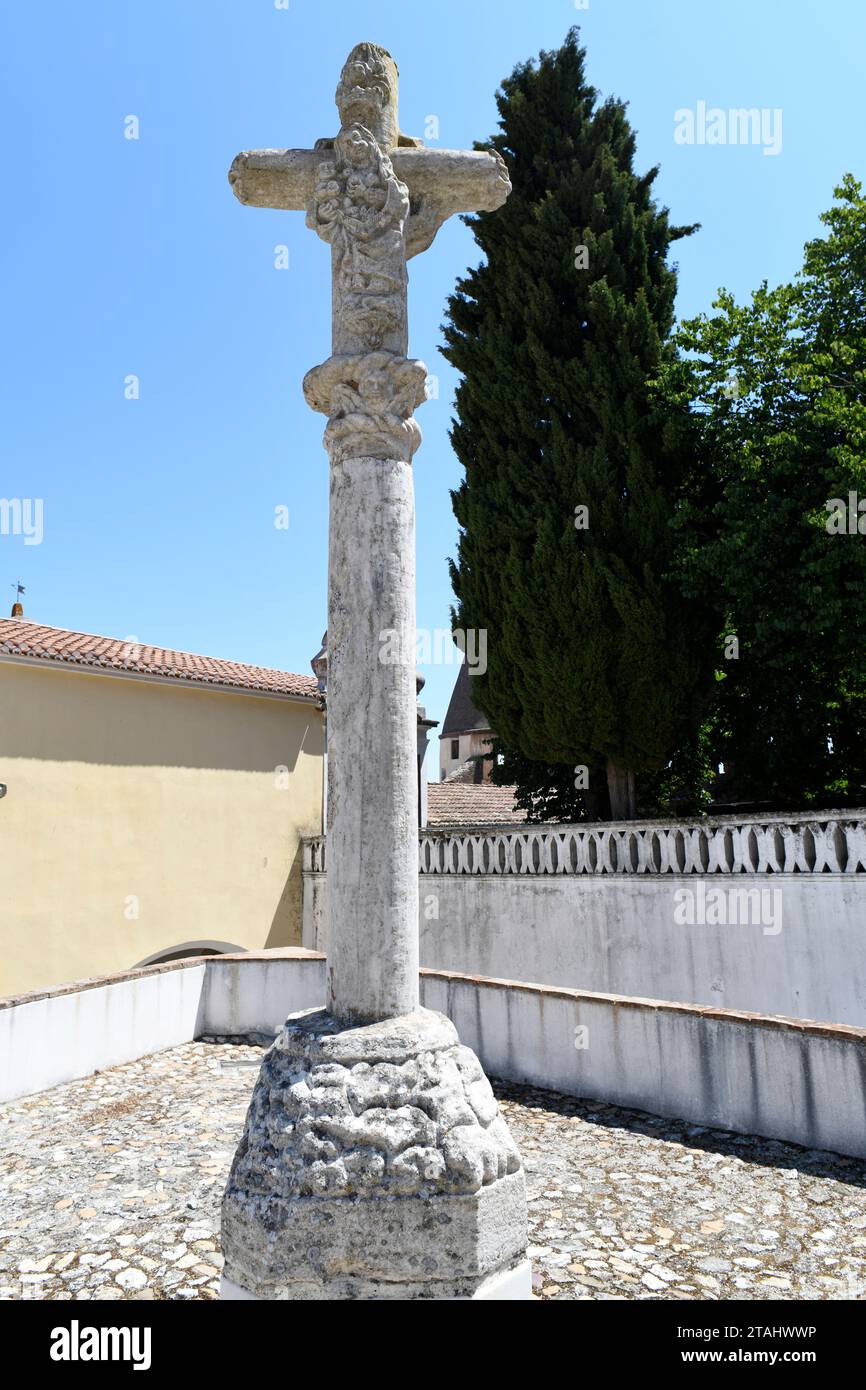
222;43;528;1302
230;43;510;1025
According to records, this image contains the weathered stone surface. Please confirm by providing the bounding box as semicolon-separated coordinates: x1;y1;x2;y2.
3;1042;865;1301
222;1178;527;1298
226;1008;521;1197
303;352;428;464
228;43;510;258
228;40;510;1033
221;1009;526;1297
324;451;420;1024
224;41;523;1297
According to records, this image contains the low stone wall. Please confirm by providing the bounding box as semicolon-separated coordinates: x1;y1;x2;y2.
420;972;866;1161
2;952;865;1160
303;811;866;1025
0;960;207;1104
0;950;325;1104
198;951;326;1039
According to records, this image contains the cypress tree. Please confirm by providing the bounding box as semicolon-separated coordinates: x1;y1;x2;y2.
442;28;717;819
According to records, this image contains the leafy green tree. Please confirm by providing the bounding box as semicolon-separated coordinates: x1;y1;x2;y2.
486;739;607;822
486;732;715;822
442;28;717;819
665;175;866;807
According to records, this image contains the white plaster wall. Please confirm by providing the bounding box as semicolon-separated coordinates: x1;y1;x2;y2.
306;872;866;1026
0;952;328;1104
421;972;866;1160
438;731;492;782
198;954;326;1037
4;954;865;1161
0;964;205;1103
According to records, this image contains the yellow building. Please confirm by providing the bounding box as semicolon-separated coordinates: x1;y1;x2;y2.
0;617;324;997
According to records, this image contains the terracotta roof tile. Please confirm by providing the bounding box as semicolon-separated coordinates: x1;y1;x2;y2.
0;619;318;701
427;782;527;827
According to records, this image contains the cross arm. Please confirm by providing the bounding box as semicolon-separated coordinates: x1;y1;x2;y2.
397;147;511;257
228;149;320;209
395;148;511;217
228;144;510;221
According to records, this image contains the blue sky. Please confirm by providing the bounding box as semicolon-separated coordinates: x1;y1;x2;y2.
2;0;864;731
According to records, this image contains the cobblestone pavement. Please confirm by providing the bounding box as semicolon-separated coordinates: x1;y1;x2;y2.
500;1083;866;1301
1;1042;864;1301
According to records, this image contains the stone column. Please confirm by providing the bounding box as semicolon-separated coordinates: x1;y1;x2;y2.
220;41;530;1302
325;449;419;1021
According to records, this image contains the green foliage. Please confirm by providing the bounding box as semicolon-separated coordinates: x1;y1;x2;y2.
441;28;718;816
663;174;866;806
488;734;715;822
487;740;606;822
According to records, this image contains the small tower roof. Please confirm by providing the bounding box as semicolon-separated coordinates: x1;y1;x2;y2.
440;662;491;737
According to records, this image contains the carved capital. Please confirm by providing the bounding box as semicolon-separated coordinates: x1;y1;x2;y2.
303;351;428;463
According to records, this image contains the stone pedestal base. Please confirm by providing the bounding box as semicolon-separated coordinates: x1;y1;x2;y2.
220;1008;530;1301
220;1258;533;1301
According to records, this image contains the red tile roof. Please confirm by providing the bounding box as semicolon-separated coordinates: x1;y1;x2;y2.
0;619;318;701
427;782;527;827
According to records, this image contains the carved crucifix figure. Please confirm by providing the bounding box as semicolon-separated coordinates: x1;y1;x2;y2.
230;44;509;460
221;44;529;1303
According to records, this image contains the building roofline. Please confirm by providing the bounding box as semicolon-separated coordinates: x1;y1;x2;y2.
440;661;492;737
0;618;320;705
0;651;322;706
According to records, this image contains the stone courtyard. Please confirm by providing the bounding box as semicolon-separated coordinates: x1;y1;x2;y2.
1;1040;864;1302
